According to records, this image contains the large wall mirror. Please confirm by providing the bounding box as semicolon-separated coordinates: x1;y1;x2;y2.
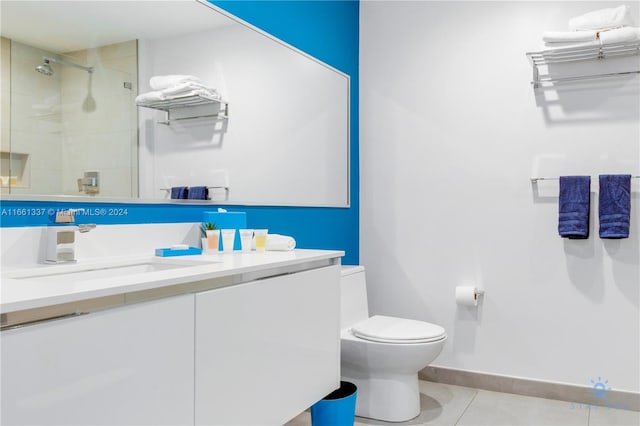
0;0;350;207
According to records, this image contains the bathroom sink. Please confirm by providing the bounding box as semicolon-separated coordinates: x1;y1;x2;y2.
8;258;210;285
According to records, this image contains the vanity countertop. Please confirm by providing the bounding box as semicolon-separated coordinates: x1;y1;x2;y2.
1;249;344;315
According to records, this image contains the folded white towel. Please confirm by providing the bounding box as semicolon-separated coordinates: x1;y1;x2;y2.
569;5;633;31
265;234;296;251
165;88;221;102
542;27;640;51
543;30;599;43
543;41;598;51
599;26;640;44
160;81;219;98
135;91;164;104
195;89;221;100
135;86;221;105
149;75;202;91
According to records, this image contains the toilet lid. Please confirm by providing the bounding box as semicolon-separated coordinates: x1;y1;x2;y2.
351;315;446;344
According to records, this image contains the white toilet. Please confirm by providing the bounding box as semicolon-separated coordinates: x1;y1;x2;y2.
340;266;447;422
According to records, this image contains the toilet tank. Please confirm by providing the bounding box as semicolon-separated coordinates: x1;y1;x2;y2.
340;266;370;329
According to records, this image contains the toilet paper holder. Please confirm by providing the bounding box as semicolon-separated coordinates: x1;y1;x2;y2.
470;288;485;301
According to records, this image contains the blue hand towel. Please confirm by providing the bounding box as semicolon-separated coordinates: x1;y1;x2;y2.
187;186;209;200
558;176;591;239
599;174;631;239
170;186;189;199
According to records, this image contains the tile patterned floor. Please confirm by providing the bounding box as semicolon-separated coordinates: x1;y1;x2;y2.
285;381;640;426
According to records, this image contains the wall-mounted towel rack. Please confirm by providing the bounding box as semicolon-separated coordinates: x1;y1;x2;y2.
526;40;640;89
137;93;229;125
160;186;229;200
531;176;640;183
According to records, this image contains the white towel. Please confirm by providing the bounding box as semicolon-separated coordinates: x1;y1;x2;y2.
135;91;164;104
599;26;640;44
543;41;598;51
265;234;296;251
543;27;640;50
149;75;202;91
186;89;221;101
542;30;599;43
135;85;221;105
160;81;220;99
135;90;220;105
569;5;634;31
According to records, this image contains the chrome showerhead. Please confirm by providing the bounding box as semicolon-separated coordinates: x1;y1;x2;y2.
35;59;54;76
35;56;94;77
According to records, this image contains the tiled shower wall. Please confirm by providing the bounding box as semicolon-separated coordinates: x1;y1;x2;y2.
1;39;137;197
61;41;138;198
2;39;62;194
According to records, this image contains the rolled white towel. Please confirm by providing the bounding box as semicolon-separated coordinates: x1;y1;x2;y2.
599;26;640;44
569;5;634;31
265;234;296;251
149;75;203;90
542;30;599;43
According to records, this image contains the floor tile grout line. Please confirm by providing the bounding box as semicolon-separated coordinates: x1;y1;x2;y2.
453;388;480;426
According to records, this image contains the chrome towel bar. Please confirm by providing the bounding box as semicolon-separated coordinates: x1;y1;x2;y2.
531;176;640;183
160;186;229;201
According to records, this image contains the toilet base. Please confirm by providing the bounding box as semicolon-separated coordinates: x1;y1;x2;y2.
342;369;420;422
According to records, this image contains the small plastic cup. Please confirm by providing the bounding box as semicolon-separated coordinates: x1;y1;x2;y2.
221;229;236;252
254;229;268;252
206;229;220;253
239;229;254;252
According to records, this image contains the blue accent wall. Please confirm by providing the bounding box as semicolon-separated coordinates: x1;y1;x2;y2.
0;0;359;265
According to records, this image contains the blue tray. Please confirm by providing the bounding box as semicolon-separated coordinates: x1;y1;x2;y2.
155;247;202;257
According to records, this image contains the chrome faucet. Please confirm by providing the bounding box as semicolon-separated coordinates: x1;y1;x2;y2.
44;209;96;264
78;224;96;233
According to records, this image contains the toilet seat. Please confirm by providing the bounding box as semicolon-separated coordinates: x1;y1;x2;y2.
351;315;446;344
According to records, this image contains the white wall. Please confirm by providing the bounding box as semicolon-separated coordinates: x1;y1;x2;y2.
360;1;639;392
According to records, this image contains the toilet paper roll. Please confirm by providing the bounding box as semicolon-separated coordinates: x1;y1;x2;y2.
456;286;479;307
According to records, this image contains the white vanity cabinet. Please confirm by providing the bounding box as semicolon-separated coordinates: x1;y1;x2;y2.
0;250;343;425
1;294;196;426
195;265;341;425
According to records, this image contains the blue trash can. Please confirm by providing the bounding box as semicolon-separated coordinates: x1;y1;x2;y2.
310;381;357;426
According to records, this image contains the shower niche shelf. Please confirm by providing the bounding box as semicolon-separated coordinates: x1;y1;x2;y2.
0;151;30;189
137;94;229;125
526;40;640;89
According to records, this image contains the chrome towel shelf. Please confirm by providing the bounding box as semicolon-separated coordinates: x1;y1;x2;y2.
525;40;640;89
137;93;229;125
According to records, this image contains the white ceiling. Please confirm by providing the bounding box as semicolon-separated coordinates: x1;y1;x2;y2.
1;0;233;53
